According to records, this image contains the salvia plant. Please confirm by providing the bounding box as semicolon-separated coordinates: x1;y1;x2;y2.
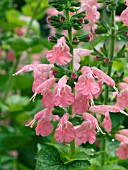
2;0;128;169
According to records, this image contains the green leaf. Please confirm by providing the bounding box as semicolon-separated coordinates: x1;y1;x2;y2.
36;144;91;170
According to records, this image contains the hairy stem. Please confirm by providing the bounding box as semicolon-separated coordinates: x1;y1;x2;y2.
101;9;116;166
65;2;75;155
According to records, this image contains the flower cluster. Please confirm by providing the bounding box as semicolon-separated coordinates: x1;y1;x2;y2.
13;35;128;146
13;0;128;160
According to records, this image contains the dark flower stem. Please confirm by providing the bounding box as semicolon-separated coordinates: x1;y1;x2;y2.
101;9;116;166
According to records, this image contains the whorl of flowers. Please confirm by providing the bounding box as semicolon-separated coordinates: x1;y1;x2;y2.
13;0;128;159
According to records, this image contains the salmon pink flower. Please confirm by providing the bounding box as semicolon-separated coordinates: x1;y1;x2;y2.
91;67;115;87
53;75;74;107
42;89;54;108
26;108;59;137
81;0;97;6
73;48;92;71
90;105;128;132
118;82;128;89
123;77;128;83
84;4;100;24
29;77;56;102
120;7;128;27
54;113;75;143
75;113;98;145
46;37;72;65
116;89;128;110
115;129;128;159
116;143;128;159
72;93;89;115
75;68;100;100
13;64;54;92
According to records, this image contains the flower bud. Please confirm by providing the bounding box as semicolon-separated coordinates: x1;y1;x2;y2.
95;56;99;60
72;73;77;79
79;18;84;23
104;58;109;63
52;70;57;75
87;34;93;41
60;17;66;22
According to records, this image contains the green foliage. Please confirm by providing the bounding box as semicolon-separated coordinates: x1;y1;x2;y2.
36;143;91;170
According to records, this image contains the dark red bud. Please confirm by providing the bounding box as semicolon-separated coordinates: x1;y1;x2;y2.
47;17;51;23
48;36;52;41
87;33;93;41
73;37;78;42
52;70;57;75
104;58;109;63
72;73;77;79
49;21;53;25
95;56;99;60
60;17;65;22
79;18;84;23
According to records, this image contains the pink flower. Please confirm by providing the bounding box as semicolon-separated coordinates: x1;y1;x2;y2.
116;143;128;159
115;129;128;159
42;89;54;108
26;108;59;137
53;75;74;107
73;48;92;71
118;82;128;89
115;89;128;110
29;77;56;102
84;4;100;24
120;7;128;27
75;67;100;100
72;93;89;115
101;113;112;133
13;64;54;92
75;113;98;145
54;113;75;143
91;67;115;87
46;37;72;65
119;129;128;137
90;105;125;132
123;77;128;83
81;0;97;6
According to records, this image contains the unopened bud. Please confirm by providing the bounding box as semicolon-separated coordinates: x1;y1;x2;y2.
72;73;77;79
52;70;57;75
73;37;78;42
79;18;84;23
48;36;53;41
104;58;109;63
60;17;66;22
47;17;51;23
95;56;99;60
87;33;93;41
